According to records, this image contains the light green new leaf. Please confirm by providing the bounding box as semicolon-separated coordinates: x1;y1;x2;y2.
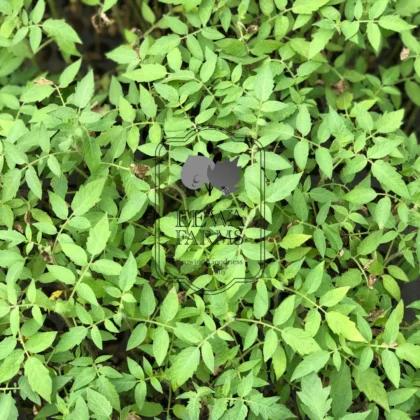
382;349;400;388
201;341;214;373
61;243;88;266
170;347;200;386
73;70;94;108
291;350;330;381
374;196;391;229
254;279;268;318
160;288;179;323
124;64;167;82
297;373;332;420
396;343;420;368
326;312;366;342
319;287;349;307
25;332;57;353
273;295;295;326
119;253;137;292
280;234;312;250
266;173;302;203
25;356;52;402
281;328;321;355
25;166;42;199
153;326;169;366
263;329;278;362
71;178;106;216
255;64;273;102
296;104;311;136
303;262;325;295
87;214;110;256
118;192;148;223
140;283;155;317
371;161;410;199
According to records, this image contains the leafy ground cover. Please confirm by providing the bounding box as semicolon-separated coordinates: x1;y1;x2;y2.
1;0;420;419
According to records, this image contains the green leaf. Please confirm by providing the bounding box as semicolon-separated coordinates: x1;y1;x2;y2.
21;85;54;103
153;326;169;366
263;329;278;362
388;388;418;406
374;196;391;229
87;214;110;256
0;350;24;383
344;187;377;205
297;373;332;420
119;96;136;123
396;343;420;368
378;15;415;32
73;70;94;108
59;59;82;88
326;312;366;342
330;363;352;417
254;279;268;318
135;381;147;410
55;327;88;352
25;356;52;402
281;328;321;355
127;324;147;350
303;262;325;295
2;169;21;203
201;341;214;372
25;166;42;200
160;288;179;323
280;234;312;250
376;109;404;133
124;64;167;82
71;178;106;216
366;22;381;52
119;253;137;292
243;324;258;351
61;243;88;266
273;295;295;326
91;259;122;276
291;350;330;381
216;38;247;57
367;140;400;159
319;287;349;307
371;161;410;199
266;173;302;203
296;104;311;136
140;85;157;119
148;34;180;56
354;368;390;412
77;283;99;306
292;0;329;13
30;0;45;24
357;231;383;255
255;64;273;102
294;139;309;170
86;389;113;418
163;15;188;35
382;349;400;388
118;192;148;223
170;347;200;386
48;191;68;220
25;332;57;353
140;283;155;317
384;300;404;344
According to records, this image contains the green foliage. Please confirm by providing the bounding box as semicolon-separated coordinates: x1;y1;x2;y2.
0;0;420;419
